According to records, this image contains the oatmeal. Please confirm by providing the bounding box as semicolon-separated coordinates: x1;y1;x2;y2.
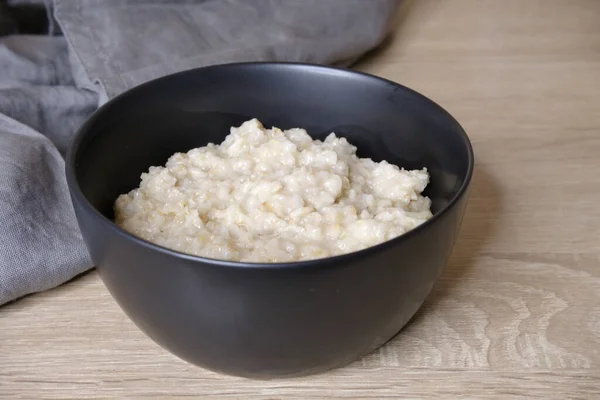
114;119;432;262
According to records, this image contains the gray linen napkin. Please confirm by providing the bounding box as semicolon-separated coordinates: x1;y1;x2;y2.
0;34;97;304
0;0;398;305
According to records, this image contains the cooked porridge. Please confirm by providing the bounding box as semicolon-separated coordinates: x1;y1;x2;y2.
114;119;433;262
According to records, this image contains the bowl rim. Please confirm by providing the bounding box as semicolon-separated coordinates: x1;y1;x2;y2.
65;61;474;270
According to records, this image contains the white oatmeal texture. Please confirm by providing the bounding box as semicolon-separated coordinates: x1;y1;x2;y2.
114;119;432;262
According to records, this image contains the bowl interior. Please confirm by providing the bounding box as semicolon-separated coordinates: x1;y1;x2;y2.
71;63;471;228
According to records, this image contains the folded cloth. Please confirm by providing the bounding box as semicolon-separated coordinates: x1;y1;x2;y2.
0;0;398;305
0;34;97;305
55;0;398;101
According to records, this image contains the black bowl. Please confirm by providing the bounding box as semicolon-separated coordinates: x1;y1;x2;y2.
66;62;473;378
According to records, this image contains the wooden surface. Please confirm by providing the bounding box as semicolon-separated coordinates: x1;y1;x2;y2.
2;0;600;398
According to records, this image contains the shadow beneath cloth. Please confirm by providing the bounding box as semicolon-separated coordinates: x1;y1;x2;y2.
0;2;55;36
1;268;97;309
351;0;419;69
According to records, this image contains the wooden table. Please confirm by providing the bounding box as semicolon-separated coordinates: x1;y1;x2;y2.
3;0;600;398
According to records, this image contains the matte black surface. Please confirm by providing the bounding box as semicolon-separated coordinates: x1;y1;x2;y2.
65;63;474;378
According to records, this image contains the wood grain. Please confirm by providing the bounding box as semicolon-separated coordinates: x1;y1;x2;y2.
2;0;600;398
